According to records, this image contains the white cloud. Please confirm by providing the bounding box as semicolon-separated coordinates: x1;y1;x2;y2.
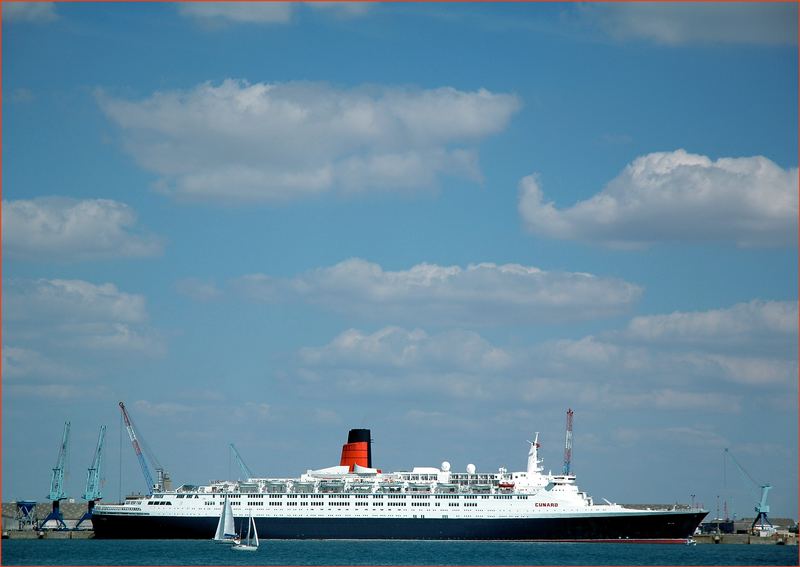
676;353;794;386
311;408;342;425
3;2;58;23
297;327;512;400
287;297;794;407
134;400;196;417
178;3;371;27
519;150;798;248
283;298;796;417
1;345;79;380
648;390;741;413
543;301;797;388
4;279;164;357
300;327;512;373
175;278;223;301
178;3;292;24
5;384;91;400
611;426;729;449
308;2;370;17
234;258;642;324
401;408;476;431
5;279;147;323
622;300;797;349
1;280;165;400
97;80;521;202
521;380;742;413
10;88;35;103
579;3;797;46
231;402;273;423
3;197;163;261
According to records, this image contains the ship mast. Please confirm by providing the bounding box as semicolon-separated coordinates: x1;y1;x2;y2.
526;433;543;474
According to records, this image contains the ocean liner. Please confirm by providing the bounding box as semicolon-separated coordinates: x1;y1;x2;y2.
92;428;707;542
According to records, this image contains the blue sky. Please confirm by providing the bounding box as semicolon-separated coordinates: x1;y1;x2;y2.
2;2;798;522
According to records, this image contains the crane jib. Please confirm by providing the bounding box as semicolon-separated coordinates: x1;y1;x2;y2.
119;402;157;495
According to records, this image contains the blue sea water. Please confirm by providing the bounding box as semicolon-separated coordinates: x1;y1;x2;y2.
2;540;798;566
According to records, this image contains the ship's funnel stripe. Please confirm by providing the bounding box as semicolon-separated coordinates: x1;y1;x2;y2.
340;442;369;471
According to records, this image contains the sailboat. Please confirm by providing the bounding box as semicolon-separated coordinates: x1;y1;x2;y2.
212;496;239;544
231;509;259;552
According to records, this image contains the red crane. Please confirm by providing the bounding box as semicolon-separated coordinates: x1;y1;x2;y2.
562;408;574;475
119;402;155;495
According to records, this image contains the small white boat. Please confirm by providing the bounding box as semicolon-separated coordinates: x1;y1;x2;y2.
231;509;259;552
212;495;240;544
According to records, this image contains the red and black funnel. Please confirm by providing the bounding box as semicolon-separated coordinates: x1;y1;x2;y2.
339;428;372;471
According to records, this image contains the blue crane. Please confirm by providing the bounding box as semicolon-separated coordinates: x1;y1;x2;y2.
230;443;254;479
76;425;106;529
724;448;773;533
40;421;70;530
119;402;155;495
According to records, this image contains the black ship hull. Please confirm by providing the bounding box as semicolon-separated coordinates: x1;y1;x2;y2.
92;511;707;542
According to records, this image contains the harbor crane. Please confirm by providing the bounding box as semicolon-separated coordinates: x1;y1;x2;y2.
563;408;574;475
724;448;773;533
119;402;170;495
40;421;70;530
76;425;106;529
230;443;254;480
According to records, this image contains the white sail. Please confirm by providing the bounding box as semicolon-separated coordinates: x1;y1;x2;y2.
213;497;226;541
223;497;236;538
213;496;238;542
252;513;259;547
232;509;259;551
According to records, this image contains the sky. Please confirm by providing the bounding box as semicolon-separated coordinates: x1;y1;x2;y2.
2;2;798;522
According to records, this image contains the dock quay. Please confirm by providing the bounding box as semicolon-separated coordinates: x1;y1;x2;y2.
2;502;94;539
2;529;94;540
693;533;797;545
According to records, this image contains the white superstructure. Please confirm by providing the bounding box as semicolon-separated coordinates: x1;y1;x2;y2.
95;433;664;521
